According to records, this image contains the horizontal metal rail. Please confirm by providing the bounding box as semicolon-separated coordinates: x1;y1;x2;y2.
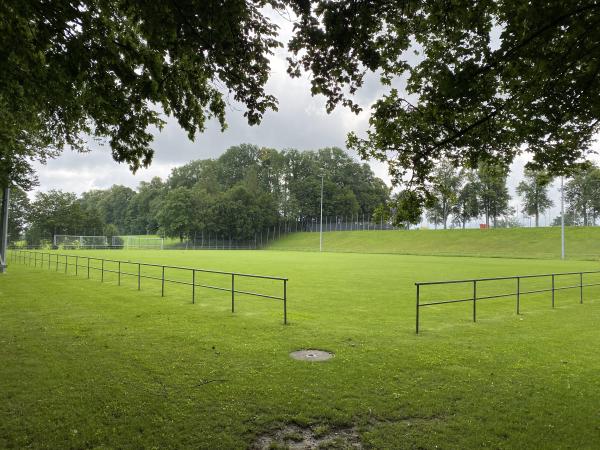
415;270;600;333
10;249;288;324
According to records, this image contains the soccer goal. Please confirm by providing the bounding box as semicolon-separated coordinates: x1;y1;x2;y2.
112;236;164;250
53;235;108;249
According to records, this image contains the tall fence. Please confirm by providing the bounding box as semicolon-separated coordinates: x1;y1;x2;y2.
11;249;288;324
415;270;600;333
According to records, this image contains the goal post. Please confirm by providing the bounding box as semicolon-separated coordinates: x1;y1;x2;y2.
112;236;164;250
53;235;108;249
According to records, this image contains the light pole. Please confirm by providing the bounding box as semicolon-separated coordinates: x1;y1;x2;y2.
561;176;565;260
319;173;324;252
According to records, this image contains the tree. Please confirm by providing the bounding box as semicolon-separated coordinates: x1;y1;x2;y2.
0;187;29;242
156;187;200;241
1;1;283;188
425;160;461;229
477;162;511;227
391;190;423;229
452;173;480;229
27;190;103;245
516;169;554;227
564;165;600;226
289;1;600;195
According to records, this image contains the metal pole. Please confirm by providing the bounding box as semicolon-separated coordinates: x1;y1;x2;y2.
283;279;287;325
87;258;90;279
561;176;565;260
76;256;78;276
192;269;195;304
161;266;165;297
231;274;235;313
65;255;68;273
473;281;477;322
138;263;141;290
516;277;520;315
320;174;324;252
580;272;583;304
118;261;121;286
0;186;9;273
101;259;104;282
416;284;420;334
551;274;555;308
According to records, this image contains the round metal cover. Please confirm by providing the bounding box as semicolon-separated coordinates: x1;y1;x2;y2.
289;349;333;361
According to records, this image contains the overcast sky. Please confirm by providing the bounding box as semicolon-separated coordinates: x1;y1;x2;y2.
32;11;599;227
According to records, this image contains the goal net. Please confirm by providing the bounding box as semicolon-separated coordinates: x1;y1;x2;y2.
53;235;108;249
112;236;164;250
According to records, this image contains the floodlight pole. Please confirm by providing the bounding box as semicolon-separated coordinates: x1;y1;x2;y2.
319;174;324;252
561;176;565;260
0;186;9;273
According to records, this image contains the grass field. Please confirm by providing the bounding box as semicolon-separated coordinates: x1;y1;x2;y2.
269;226;600;260
2;245;600;448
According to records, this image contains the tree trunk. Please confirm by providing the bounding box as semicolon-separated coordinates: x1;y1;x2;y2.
535;211;539;228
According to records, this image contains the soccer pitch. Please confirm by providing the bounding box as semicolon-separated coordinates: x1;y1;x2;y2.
2;248;600;448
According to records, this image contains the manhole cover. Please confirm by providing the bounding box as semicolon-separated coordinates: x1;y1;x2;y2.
289;349;333;361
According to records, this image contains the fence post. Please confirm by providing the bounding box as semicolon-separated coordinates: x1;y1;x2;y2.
65;255;68;274
283;279;287;325
473;280;477;322
101;259;104;282
55;254;58;271
118;261;121;286
416;284;420;334
192;269;195;304
87;257;90;279
161;266;165;297
516;277;520;315
137;263;141;290
231;274;235;313
551;274;555;308
580;272;583;304
76;256;78;276
34;252;37;268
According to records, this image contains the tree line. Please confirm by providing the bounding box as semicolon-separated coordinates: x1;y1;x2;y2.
14;145;390;244
6;147;600;245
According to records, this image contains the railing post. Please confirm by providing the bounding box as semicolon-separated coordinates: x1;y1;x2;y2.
473;280;477;322
283;279;287;325
137;263;141;290
192;269;195;304
101;259;104;282
551;274;555;308
516;277;520;315
231;273;235;313
161;266;165;297
580;272;583;304
416;284;420;334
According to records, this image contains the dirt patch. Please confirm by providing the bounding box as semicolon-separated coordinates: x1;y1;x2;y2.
253;424;361;449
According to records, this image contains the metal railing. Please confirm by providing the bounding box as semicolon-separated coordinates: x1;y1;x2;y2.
11;249;288;324
415;270;600;333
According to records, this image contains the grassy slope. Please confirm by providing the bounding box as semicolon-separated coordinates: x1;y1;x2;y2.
2;249;600;448
268;226;600;260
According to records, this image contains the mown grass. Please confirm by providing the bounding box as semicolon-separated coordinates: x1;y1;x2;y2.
2;248;600;448
268;226;600;260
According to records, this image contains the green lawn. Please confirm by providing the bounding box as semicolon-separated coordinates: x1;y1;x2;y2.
269;226;600;260
1;248;600;448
